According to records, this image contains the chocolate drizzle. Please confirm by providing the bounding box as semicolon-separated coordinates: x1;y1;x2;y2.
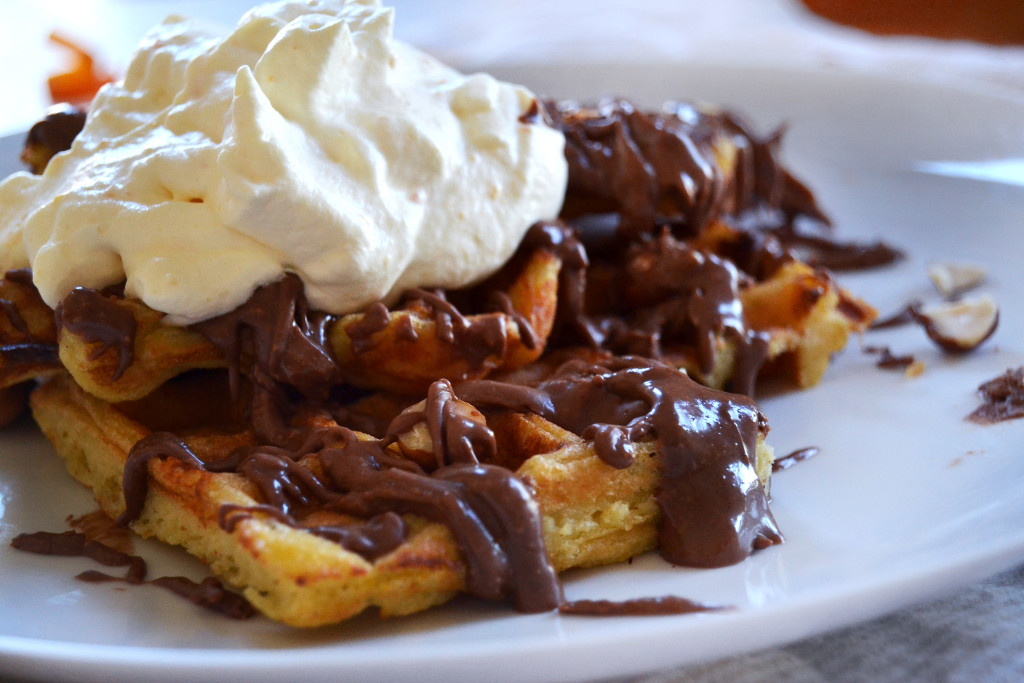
10;530;253;619
549;99;829;239
548;98;902;278
457;355;781;568
194;273;339;401
55;287;136;381
35;95;874;619
344;302;390;354
402;288;511;368
119;377;563;611
117;432;206;525
578;231;770;395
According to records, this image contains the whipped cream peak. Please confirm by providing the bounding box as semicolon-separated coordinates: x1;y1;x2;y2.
0;0;567;324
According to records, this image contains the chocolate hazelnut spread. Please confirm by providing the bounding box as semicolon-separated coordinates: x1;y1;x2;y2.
0;269;60;372
549;99;901;277
967;367;1024;424
772;446;820;472
575;231;770;396
11;529;253;619
457;355;781;568
559;595;727;616
107;267;778;611
549;99;817;240
55;287;137;381
31;94;888;621
863;345;916;369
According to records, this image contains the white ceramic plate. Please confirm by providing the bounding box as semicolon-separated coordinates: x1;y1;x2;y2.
2;64;1024;683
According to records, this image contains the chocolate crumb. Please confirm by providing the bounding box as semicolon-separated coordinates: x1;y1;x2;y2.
967;367;1024;424
863;344;916;369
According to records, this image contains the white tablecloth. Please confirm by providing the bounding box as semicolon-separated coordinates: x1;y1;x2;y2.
1;2;1022;681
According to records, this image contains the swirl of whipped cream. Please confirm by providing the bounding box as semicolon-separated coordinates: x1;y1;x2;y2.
0;0;567;324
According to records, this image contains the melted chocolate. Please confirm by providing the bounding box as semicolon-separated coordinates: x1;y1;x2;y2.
194;273;340;401
0;342;60;367
56;287;136;381
10;529;253;619
344;302;390;354
788;232;904;271
402;288;511;369
0;270;64;374
385;379;497;469
117;432;206;526
549;99;901;278
559;595;727;616
68;510;134;554
870;302;921;330
863;345;916;369
21;104;87;174
119;381;563;612
457;355;782;568
549;99;829;239
219;504;406;562
772;446;820;472
581;231;769;396
967;367;1024;424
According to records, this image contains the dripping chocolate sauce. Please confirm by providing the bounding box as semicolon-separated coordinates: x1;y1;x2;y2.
56;287;137;381
101;256;780;612
547;98;902;279
457;356;781;568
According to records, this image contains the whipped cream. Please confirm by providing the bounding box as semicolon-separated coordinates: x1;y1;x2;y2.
0;0;567;324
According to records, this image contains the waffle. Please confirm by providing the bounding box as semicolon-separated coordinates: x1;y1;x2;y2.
8;94;881;627
30;369;772;626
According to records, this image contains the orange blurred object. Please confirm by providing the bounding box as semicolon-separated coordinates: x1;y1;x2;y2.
47;32;113;105
800;0;1024;45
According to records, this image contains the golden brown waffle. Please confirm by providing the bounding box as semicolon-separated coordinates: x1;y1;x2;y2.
47;250;872;407
31;370;772;626
8;94;880;629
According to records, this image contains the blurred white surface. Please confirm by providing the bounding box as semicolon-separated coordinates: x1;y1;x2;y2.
3;0;1024;137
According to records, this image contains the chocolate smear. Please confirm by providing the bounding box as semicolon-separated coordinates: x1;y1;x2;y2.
772;446;820;472
863;345;916;370
559;595;728;616
10;529;253;619
967;367;1024;424
458;355;782;568
56;287;136;381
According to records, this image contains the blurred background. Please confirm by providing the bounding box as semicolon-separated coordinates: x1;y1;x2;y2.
2;0;1024;137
